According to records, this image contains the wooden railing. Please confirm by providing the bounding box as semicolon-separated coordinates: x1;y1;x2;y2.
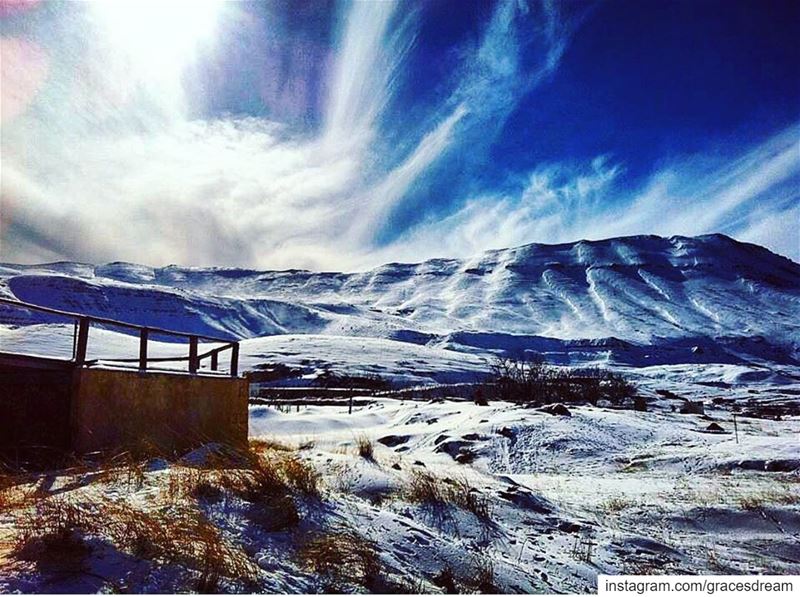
0;297;240;377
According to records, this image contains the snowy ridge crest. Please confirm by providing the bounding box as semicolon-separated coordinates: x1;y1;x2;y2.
1;234;799;366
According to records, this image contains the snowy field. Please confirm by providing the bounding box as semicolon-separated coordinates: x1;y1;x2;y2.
1;394;798;592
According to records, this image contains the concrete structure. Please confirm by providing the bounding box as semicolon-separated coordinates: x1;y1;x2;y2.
0;354;74;452
0;298;248;457
0;356;249;456
71;368;248;454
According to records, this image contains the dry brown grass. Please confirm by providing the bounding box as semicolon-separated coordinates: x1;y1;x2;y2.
3;442;326;590
12;493;258;591
355;435;375;460
405;470;491;520
165;443;320;501
737;486;799;511
281;456;321;497
297;526;381;590
180;451;319;531
249;438;295;453
0;473;36;512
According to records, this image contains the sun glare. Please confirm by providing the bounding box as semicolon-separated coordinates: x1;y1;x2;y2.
91;0;223;78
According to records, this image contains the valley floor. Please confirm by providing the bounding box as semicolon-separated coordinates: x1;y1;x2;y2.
1;394;798;593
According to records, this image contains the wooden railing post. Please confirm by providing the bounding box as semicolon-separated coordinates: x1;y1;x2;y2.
230;343;239;378
189;336;198;374
139;328;149;371
75;317;90;365
210;350;218;371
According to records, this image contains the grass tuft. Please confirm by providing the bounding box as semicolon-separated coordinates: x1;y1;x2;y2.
12;494;258;590
405;470;491;520
355;435;375;460
297;526;381;590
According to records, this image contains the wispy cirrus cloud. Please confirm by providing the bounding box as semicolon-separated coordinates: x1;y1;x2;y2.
1;0;796;271
1;0;569;269
378;122;800;263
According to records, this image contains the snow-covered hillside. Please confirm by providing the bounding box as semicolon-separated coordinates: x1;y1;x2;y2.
1;234;799;367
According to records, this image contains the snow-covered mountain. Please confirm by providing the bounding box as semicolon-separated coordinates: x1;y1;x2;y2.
2;234;799;366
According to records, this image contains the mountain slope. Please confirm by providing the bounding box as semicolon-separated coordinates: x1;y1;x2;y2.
2;234;799;365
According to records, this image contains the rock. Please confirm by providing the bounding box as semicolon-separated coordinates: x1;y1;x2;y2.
539;403;572;417
765;459;800;472
435;440;471;458
736;459;766;471
557;521;581;533
705;422;725;433
498;489;552;514
413;460;426;467
434;434;449;445
679;401;705;415
391;463;402;470
455;450;477;464
497;426;515;439
462;433;482;441
633;396;648;411
377;434;410;447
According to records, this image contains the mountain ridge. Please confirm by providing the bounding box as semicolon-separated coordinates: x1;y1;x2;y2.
2;234;799;366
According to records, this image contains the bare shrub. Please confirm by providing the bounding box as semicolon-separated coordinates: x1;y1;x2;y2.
467;556;497;593
451;477;491;520
432;566;458;593
488;356;636;406
297;526;381;590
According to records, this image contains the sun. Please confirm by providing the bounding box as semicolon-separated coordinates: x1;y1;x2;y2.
91;0;224;78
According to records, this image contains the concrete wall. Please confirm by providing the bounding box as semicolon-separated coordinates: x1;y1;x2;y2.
0;360;72;452
71;368;249;455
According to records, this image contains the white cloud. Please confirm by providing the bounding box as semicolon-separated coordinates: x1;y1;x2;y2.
1;0;795;272
380;123;800;263
1;0;570;270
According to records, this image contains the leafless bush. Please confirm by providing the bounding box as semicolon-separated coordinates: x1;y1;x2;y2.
489;356;636;405
432;566;458;593
466;556;497;593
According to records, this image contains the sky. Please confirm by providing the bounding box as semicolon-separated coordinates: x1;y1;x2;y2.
1;0;798;270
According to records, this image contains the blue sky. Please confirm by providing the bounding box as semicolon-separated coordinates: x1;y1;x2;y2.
1;0;798;268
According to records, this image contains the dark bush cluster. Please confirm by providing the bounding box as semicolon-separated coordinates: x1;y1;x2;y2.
314;368;392;391
488;356;636;406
